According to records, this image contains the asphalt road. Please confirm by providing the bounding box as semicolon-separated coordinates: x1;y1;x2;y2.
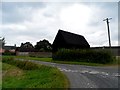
20;59;120;89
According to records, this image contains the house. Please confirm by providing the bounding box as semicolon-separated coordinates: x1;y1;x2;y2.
52;29;90;52
4;46;16;52
0;45;16;54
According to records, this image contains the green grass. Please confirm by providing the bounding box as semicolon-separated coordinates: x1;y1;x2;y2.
17;56;120;66
2;57;69;88
0;62;2;89
2;55;120;67
3;55;52;62
53;61;104;66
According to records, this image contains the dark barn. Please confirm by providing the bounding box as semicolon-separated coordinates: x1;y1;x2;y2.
52;29;90;52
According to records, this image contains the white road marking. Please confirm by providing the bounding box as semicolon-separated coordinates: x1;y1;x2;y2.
89;71;99;74
58;67;119;78
101;72;109;76
81;70;89;73
112;73;120;77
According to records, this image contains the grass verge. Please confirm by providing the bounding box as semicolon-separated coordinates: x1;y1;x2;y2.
2;55;120;67
2;57;69;89
0;62;2;89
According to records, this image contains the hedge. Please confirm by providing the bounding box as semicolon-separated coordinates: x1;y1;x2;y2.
52;48;114;64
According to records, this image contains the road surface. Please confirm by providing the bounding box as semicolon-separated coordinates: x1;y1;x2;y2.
20;59;120;89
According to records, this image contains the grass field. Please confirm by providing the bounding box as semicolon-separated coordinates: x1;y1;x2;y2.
2;57;69;89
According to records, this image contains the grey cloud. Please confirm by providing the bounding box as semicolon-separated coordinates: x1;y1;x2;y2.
2;2;46;24
2;2;45;12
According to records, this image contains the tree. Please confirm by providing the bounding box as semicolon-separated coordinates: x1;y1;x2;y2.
20;42;34;48
35;39;52;52
18;42;35;52
0;37;5;47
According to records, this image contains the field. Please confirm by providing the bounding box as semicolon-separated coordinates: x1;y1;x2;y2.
2;57;69;89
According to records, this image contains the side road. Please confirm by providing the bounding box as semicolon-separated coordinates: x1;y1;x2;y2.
17;59;119;88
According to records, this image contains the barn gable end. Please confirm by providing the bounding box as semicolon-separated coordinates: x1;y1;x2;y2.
52;29;90;52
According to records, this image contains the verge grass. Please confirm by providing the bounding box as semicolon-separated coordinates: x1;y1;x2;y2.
0;62;2;89
2;57;69;89
2;55;120;67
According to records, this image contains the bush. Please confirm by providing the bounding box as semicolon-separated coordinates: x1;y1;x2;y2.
2;57;39;70
52;48;114;64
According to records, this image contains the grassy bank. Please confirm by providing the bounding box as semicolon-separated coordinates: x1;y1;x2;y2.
0;62;2;89
3;55;120;66
2;57;69;88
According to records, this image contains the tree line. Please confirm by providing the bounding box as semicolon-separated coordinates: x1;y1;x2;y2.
0;37;52;52
20;39;52;52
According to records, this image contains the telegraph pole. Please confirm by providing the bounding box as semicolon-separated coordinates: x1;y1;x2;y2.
103;18;112;48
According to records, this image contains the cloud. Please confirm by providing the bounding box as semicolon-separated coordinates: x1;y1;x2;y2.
2;2;46;24
1;0;120;2
59;4;92;32
1;2;118;47
58;3;118;47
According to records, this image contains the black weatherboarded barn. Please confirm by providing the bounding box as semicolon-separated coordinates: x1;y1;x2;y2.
52;29;90;52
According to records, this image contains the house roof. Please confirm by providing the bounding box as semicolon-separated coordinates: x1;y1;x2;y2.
57;30;90;47
3;46;16;50
52;30;90;52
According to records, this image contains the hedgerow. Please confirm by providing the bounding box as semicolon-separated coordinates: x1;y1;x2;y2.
52;48;114;64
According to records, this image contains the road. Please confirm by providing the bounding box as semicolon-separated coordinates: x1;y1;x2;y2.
21;59;120;89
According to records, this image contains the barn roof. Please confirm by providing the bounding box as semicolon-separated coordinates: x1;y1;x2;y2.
52;30;90;52
57;30;90;46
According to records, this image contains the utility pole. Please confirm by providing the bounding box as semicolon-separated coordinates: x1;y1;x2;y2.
103;18;112;48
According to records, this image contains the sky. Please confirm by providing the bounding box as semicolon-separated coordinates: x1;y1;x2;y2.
0;0;119;47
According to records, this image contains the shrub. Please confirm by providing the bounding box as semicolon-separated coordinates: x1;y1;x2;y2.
2;57;39;70
23;61;39;70
52;48;114;64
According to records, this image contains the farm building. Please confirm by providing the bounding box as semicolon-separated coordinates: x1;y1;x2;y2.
52;29;90;52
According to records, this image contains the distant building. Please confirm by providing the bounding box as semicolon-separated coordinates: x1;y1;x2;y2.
0;48;4;54
0;45;16;54
52;29;90;52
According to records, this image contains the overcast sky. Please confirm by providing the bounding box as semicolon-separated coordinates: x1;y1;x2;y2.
0;0;119;47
